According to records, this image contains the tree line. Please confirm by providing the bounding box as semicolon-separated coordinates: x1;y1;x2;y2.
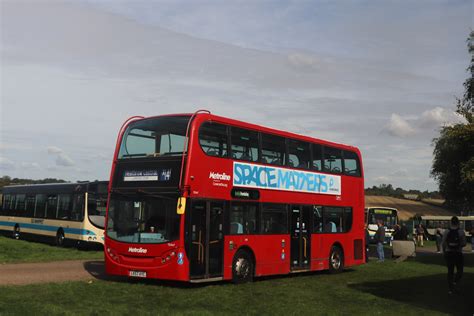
364;184;442;200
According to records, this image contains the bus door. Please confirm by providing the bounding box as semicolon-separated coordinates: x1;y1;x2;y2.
188;200;224;279
290;205;311;270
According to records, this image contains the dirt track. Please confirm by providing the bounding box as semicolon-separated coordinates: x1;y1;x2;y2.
0;260;106;286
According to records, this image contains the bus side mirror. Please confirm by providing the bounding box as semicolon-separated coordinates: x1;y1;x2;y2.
177;197;186;215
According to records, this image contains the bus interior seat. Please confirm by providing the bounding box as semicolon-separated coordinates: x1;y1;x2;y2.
230;222;243;234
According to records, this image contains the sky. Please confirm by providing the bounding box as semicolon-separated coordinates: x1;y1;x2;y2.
0;0;472;190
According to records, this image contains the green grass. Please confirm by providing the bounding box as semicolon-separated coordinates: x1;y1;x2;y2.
0;254;473;315
0;235;103;264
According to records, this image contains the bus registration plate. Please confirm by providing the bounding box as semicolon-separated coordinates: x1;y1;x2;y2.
129;270;147;278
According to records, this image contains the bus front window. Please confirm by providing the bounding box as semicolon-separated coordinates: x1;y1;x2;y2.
88;193;107;229
369;212;397;229
118;116;190;159
106;194;180;244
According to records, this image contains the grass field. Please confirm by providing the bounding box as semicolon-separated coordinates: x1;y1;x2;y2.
0;235;103;264
0;253;473;315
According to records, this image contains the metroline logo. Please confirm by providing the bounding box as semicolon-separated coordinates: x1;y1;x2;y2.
209;172;231;181
128;247;148;254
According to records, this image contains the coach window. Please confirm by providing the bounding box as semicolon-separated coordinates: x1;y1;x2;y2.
230;127;259;162
312;144;323;171
35;194;46;218
199;122;229;157
323;146;342;174
313;206;323;233
288;139;310;169
2;194;11;215
25;195;36;217
229;203;257;234
261;204;288;234
57;194;72;220
343;150;361;177
15;194;26;216
261;133;286;165
45;195;58;219
70;194;85;221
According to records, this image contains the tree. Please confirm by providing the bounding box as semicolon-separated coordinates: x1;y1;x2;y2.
431;31;474;214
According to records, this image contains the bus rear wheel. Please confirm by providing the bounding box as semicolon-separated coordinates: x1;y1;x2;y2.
56;230;65;247
12;225;20;240
232;250;254;284
329;246;344;274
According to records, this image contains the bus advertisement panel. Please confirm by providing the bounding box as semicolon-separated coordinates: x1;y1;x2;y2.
104;111;365;283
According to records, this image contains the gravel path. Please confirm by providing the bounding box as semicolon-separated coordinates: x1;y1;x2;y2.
0;260;106;286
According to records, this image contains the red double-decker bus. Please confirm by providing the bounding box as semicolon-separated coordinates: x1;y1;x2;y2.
105;110;365;283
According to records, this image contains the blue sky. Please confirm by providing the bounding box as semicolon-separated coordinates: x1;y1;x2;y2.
0;0;472;190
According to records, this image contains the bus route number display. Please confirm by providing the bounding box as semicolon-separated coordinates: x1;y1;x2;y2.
123;169;172;182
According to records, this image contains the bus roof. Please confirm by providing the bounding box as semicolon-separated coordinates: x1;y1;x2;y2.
131;112;361;154
2;181;108;194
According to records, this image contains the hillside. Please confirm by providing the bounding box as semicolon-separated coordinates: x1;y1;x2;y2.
365;195;456;221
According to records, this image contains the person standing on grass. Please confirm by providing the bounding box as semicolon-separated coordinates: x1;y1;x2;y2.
416;224;425;247
435;226;443;253
375;220;385;262
442;216;467;294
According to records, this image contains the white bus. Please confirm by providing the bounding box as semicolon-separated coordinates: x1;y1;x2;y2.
0;181;107;247
414;215;474;240
365;207;398;244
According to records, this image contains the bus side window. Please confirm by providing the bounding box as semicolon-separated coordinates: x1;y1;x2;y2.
261;204;288;234
324;147;343;174
230;127;259;162
45;195;58;219
229;203;257;234
2;194;11;215
288;139;310;169
57;194;72;220
261;133;286;166
312;144;322;171
15;194;26;217
35;194;46;218
71;194;85;221
313;206;323;233
343;150;361;177
199;122;228;157
25;195;36;217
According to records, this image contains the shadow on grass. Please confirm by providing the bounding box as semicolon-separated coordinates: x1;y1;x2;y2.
414;252;474;268
82;260;356;289
349;273;474;316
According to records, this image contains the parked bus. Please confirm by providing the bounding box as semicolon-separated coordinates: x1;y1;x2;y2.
365;207;398;244
0;181;107;247
414;215;474;240
104;111;365;283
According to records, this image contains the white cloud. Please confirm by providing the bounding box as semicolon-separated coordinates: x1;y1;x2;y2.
385;114;417;137
419;107;465;128
56;153;75;167
47;146;63;154
0;157;15;169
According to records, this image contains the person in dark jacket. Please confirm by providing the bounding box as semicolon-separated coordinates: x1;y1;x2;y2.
375;220;385;262
442;216;467;294
400;224;409;240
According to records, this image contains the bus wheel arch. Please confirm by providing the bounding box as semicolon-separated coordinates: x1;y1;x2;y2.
232;246;255;284
328;243;344;273
12;224;20;240
55;228;65;247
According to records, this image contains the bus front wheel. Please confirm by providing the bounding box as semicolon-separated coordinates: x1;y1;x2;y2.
56;230;65;247
329;246;344;274
232;250;254;284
